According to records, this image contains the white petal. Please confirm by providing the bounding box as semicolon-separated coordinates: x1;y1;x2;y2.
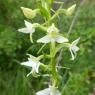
56;90;61;95
71;45;79;52
28;55;37;61
24;20;32;28
28;28;35;33
21;60;40;73
21;61;34;67
27;58;40;73
50;87;61;95
24;20;35;33
34;62;41;73
18;28;30;33
36;88;50;95
56;35;69;43
72;37;80;45
37;35;51;43
52;89;61;95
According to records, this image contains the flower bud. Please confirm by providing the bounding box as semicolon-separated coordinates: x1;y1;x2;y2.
21;7;39;19
66;4;76;16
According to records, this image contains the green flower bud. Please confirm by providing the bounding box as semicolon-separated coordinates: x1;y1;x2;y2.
66;4;76;16
21;7;40;19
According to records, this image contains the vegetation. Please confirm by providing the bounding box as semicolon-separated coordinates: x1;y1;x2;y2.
0;0;95;95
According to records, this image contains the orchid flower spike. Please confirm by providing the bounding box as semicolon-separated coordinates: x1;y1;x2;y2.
21;54;41;77
36;86;61;95
69;38;80;60
37;23;68;43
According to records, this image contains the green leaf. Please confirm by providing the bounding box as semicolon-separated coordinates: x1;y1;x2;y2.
37;0;51;20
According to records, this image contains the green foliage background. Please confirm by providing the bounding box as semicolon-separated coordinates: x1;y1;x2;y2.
0;0;95;95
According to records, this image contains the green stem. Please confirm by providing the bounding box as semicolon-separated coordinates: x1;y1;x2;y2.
43;5;65;25
50;41;60;87
54;1;64;5
37;44;46;54
40;64;50;72
33;23;47;31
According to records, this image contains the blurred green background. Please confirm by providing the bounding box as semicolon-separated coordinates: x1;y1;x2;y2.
0;0;95;95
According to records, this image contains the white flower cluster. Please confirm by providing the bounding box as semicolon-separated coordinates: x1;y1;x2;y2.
18;20;79;95
18;21;80;61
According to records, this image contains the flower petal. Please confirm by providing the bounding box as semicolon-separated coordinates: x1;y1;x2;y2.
24;20;32;28
24;20;35;33
27;54;37;61
54;90;61;95
56;35;69;43
71;45;79;52
51;88;61;95
72;37;80;45
36;88;50;95
37;35;51;43
21;61;34;67
18;28;30;33
34;62;41;73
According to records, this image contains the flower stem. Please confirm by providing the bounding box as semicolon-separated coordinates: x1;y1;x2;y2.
43;5;65;25
50;41;60;87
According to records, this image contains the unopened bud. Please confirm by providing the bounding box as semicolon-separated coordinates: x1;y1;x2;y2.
66;4;76;16
21;7;39;19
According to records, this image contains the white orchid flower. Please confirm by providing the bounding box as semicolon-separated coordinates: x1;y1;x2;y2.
70;38;80;60
21;54;41;77
36;86;61;95
37;24;68;43
18;20;35;34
